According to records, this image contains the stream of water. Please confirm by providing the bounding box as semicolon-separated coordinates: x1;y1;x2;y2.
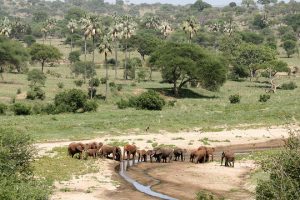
119;160;178;200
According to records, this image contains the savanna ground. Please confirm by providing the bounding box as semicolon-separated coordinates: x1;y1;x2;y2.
0;38;299;199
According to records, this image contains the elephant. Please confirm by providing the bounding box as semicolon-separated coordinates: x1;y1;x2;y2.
68;142;85;159
197;146;215;162
123;144;137;161
173;148;186;161
84;142;103;150
221;150;235;167
194;149;207;164
147;150;158;163
151;147;173;163
137;150;147;162
84;149;98;158
99;145;122;161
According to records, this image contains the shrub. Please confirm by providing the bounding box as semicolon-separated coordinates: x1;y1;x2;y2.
229;94;241;104
168;100;177;107
84;100;98;112
74;79;84;87
54;89;87;113
259;94;271;102
17;88;22;94
100;77;107;84
117;99;129;109
57;82;64;89
117;84;123;91
31;103;44;114
26;86;45;100
42;103;57;115
0;103;7;115
89;78;100;87
12;103;31;115
135;90;166;110
68;50;81;64
109;82;116;88
281;81;297;90
106;58;116;65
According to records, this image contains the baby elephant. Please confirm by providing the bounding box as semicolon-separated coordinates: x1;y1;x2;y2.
137;150;147;162
221;150;235;167
84;149;98;159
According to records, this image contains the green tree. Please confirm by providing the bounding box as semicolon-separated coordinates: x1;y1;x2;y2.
234;43;276;80
71;61;96;79
23;35;36;46
0;37;29;78
283;40;297;58
241;0;256;8
67;19;78;53
98;36;112;100
68;50;81;64
191;0;212;12
27;69;46;87
150;42;228;96
30;43;62;72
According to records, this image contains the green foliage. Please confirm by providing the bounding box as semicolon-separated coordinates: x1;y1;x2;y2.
239;31;264;44
71;61;96;79
256;132;300;200
117;98;129;109
26;86;46;100
137;68;148;82
0;103;7;115
27;69;46;87
54;89;88;113
30;43;62;72
284;14;300;32
57;82;64;89
282;32;297;42
196;191;221;200
253;14;269;29
74;79;84;87
100;77;107;84
83;100;98;112
124;57;142;80
0;128;50;199
32;11;48;23
281;81;298;90
191;0;212;12
150;42;228;95
283;40;297;58
89;78;100;87
229;94;241;104
259;94;271;102
135;90;166;110
0;37;29;73
68;50;81;63
12;103;31;115
22;35;36;46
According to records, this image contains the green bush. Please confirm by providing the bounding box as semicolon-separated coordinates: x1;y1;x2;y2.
26;86;45;100
42;103;57;115
259;94;271;102
0;103;7;115
229;94;241;104
17;88;22;94
54;89;87;113
116;98;129;109
84;100;98;112
31;103;44;114
100;77;107;84
57;82;64;89
281;81;297;90
135;90;165;110
12;103;31;115
117;84;123;91
109;82;116;88
74;79;84;87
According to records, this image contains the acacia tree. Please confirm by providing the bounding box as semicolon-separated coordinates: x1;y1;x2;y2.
99;36;112;100
30;43;62;72
149;42;228;96
283;40;297;58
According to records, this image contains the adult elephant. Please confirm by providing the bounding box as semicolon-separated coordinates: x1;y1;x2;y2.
99;145;121;161
221;150;235;167
173;148;186;161
197;146;215;162
85;142;103;150
68;142;85;159
190;149;207;164
123;144;137;161
151;147;173;163
147;150;158;163
137;150;147;162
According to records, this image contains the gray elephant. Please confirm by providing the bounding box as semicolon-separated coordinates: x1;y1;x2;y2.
221;150;235;167
151;147;173;163
99;145;122;161
173;148;186;161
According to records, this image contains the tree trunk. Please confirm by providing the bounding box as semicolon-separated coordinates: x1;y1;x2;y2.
149;65;153;81
70;36;73;53
115;41;118;80
105;53;108;101
42;61;45;73
92;36;95;64
84;37;87;83
173;82;178;97
125;41;128;80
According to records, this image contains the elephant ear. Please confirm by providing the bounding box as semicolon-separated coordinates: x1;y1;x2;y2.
156;150;162;155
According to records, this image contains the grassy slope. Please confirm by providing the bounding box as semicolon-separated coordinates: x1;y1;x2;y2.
0;39;299;141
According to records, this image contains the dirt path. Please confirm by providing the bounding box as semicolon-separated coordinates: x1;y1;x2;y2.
36;125;297;200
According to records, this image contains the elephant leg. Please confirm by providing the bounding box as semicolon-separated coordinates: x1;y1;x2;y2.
212;154;214;162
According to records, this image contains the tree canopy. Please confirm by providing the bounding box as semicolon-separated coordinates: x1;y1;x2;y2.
150;42;228;96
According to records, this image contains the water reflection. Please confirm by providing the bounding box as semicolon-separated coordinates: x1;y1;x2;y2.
119;160;178;200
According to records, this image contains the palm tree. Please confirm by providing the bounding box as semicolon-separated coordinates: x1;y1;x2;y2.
99;36;112;101
41;25;48;44
119;15;136;80
45;18;56;45
80;16;93;62
89;15;102;64
159;21;172;39
0;17;12;37
143;15;160;29
109;14;123;79
67;19;78;53
182;17;200;43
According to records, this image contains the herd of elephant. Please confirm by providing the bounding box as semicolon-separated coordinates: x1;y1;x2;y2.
67;142;235;167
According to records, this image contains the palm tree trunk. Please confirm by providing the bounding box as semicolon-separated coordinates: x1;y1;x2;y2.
105;53;108;101
115;41;118;80
84;37;87;82
70;36;73;53
125;40;128;80
92;36;95;64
